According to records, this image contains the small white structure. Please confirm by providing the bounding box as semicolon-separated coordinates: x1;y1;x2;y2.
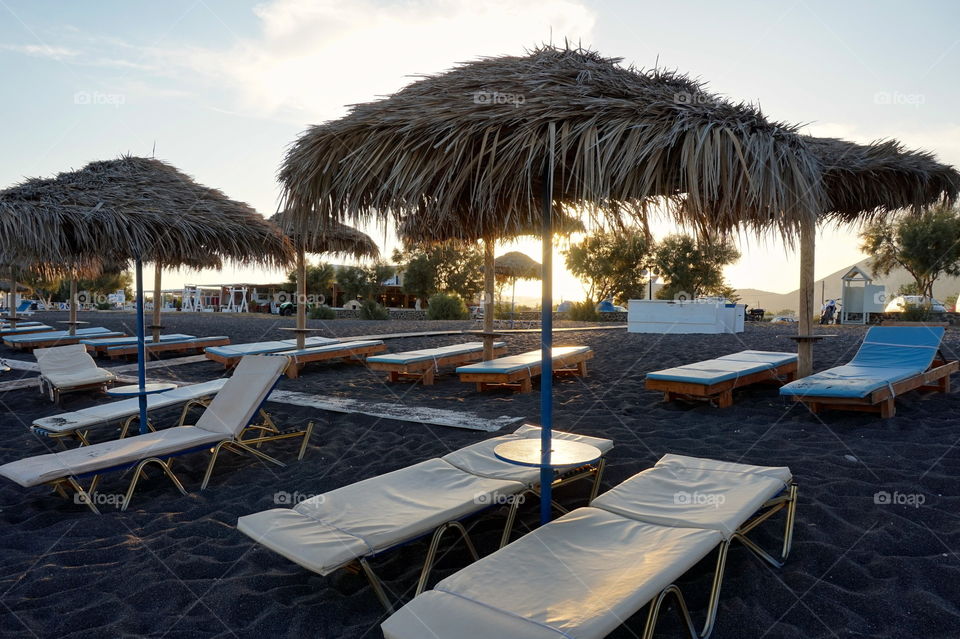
839;266;885;324
221;285;249;313
627;299;745;334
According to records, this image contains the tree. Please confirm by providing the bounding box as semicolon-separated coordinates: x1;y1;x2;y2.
18;272;63;309
861;205;960;299
55;269;133;303
335;262;396;301
392;241;484;303
287;261;336;303
563;230;651;304
653;234;740;300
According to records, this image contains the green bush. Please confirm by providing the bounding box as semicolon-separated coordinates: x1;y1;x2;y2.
95;302;112;311
359;300;390;320
308;305;336;320
427;293;469;320
567;299;599;322
901;302;932;322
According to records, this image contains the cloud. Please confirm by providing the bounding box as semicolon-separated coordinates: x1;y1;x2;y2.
0;43;78;60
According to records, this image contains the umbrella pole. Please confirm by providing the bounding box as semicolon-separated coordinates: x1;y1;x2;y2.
135;258;148;434
8;272;16;321
151;263;162;343
539;122;555;526
511;277;517;329
483;238;495;360
69;279;78;336
296;247;306;350
798;216;815;378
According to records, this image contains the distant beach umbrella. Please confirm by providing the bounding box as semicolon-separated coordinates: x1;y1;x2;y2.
494;251;541;325
279;45;829;525
270;212;379;349
0;156;293;434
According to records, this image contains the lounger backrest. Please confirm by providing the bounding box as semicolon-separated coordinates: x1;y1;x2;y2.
851;326;944;371
35;344;99;376
194;355;287;436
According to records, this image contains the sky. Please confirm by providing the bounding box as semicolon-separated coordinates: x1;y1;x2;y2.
1;0;958;302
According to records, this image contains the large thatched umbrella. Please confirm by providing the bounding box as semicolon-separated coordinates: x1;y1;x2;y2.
0;156;293;432
280;46;825;523
270;212;379;349
494;251;541;325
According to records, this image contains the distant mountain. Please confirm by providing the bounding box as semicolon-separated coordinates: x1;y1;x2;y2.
734;258;960;313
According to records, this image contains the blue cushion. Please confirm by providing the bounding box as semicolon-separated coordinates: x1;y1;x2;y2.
780;365;920;398
456;346;590;375
81;334;195;347
274;340;384;358
716;350;797;367
647;359;771;385
4;327;116;343
205;337;336;358
107;336;228;352
368;342;506;365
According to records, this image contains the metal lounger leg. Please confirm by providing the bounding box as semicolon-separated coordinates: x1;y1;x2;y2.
297;421;314;460
66;477;100;514
588;457;606;502
122;457;187;511
200;440;286;490
358;558;394;613
415;521;479;596
732;483;799;568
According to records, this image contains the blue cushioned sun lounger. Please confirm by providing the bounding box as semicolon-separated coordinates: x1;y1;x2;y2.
205;337;338;367
367;341;508;385
81;333;195;355
780;326;957;418
456;346;593;393
1;324;54;337
646;350;798;407
270;339;387;378
105;335;230;359
4;327;124;350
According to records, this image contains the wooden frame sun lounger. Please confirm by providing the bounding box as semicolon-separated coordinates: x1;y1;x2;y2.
0;323;53;337
204;336;338;368
456;346;592;393
383;455;798;639
237;424;612;611
105;335;231;359
367;341;507;385
271;339;387;379
0;356;313;513
4;327;125;351
645;350;798;408
780;326;957;418
81;333;196;356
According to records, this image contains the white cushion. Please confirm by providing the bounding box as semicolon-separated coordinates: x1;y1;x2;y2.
388;507;721;639
591;454;792;539
194;356;287;436
35;344;114;389
237;458;524;575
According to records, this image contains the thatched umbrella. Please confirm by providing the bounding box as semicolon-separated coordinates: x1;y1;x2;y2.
280;46;825;524
148;255;223;343
270;212;379;349
0;156;293;433
494;251;541;325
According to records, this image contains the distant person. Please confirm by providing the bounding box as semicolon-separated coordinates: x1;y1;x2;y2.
820;299;837;325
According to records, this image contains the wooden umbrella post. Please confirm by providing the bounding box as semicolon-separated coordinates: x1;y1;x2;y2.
8;272;16;322
151;263;162;343
296;247;307;350
482;238;495;361
797;215;816;378
68;279;78;337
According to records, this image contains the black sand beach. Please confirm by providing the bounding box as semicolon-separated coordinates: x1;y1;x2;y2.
1;312;959;638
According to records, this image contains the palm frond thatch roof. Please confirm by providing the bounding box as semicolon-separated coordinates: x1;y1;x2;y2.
494;251;541;279
269;212;379;260
0;156;294;275
280;45;825;239
806;137;960;221
396;207;586;244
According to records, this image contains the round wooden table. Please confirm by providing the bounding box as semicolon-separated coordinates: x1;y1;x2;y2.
494;438;602;469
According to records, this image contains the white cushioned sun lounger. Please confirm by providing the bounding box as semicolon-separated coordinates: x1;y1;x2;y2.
35;344;117;403
5;327;125;350
780;326;957;418
31;378;229;444
204;337;338;367
383;455;798;639
645;350;798;407
0;355;313;513
456;346;593;393
80;333;195;355
237;424;613;610
105;335;231;359
269;339;387;378
367;341;508;385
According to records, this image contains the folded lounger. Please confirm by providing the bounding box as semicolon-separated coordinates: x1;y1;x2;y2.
237;424;613;611
270;339;387;379
456;346;593;393
0;355;313;513
204;336;338;368
106;335;231;359
367;341;508;385
383;455;798;639
645;350;798;408
780;326;958;418
4;327;125;350
80;333;195;356
35;344;117;403
31;378;229;445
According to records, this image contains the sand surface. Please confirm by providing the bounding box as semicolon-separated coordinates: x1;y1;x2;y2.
1;311;958;638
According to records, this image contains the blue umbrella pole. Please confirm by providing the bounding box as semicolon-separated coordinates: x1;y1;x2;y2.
135;257;148;434
539;122;556;525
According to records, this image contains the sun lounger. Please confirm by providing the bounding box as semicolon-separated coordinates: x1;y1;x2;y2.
1;320;45;328
105;335;231;359
645;350;798;407
81;333;195;356
35;344;117;403
4;327;125;350
236;424;612;611
31;378;229;445
367;341;508;385
0;323;54;337
271;339;387;379
0;355;312;513
204;336;338;368
780;326;957;418
456;346;593;393
383;455;797;639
